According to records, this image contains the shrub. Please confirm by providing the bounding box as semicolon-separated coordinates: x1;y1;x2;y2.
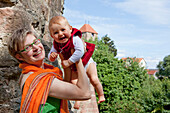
87;38;170;113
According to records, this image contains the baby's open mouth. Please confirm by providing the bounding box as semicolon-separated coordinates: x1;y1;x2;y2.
59;36;66;40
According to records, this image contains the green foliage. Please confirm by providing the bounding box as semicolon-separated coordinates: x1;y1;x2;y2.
136;77;170;113
157;55;170;77
86;38;170;113
101;35;117;57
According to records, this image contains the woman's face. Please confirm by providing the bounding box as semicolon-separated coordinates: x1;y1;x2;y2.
17;33;45;66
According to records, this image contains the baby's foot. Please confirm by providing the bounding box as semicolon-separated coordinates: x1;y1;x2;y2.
74;101;80;109
98;95;105;103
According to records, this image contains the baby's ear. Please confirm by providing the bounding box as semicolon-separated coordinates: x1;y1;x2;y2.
70;26;72;32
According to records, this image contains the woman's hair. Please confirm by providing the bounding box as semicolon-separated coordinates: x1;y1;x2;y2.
7;11;38;63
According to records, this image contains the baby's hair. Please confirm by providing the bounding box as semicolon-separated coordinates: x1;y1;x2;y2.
49;15;70;29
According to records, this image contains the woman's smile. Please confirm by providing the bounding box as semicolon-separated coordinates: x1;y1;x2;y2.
33;49;42;57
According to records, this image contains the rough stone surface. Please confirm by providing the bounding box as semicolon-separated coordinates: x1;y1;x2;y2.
70;84;99;113
0;0;99;113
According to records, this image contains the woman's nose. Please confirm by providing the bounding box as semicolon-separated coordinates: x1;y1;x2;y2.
32;44;39;51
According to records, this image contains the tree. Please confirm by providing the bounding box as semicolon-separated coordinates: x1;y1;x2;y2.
101;35;117;57
136;77;170;113
87;39;148;112
157;55;170;78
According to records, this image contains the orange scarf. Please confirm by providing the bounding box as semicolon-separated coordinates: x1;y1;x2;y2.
19;63;69;113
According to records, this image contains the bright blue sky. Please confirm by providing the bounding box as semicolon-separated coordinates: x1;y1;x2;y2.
63;0;170;69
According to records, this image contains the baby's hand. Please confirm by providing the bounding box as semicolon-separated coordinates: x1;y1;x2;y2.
49;52;58;62
61;59;73;68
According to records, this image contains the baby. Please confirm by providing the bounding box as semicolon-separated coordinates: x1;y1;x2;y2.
48;16;105;109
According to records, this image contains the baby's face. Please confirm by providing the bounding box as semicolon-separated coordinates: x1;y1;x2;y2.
49;21;72;44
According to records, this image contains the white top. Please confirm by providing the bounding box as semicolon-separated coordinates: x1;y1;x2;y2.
48;36;84;63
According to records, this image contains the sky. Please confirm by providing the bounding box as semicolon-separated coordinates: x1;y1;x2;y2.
63;0;170;69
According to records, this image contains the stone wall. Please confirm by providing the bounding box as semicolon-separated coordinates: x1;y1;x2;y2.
70;84;99;113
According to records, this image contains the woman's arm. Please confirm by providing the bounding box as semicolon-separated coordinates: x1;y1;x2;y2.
49;59;91;100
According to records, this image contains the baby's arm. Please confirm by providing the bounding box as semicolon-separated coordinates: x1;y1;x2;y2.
62;36;84;68
48;45;58;62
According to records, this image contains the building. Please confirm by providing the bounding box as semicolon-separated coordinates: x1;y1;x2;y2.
147;69;158;79
80;24;98;41
121;57;147;69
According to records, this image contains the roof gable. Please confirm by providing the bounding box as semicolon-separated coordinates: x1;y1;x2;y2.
121;57;144;63
80;24;98;34
147;69;158;75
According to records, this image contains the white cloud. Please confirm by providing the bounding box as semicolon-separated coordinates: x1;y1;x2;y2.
116;49;127;58
63;8;111;25
116;38;161;46
101;0;170;25
144;56;162;69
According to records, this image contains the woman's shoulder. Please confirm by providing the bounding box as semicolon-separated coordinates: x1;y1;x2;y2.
19;72;34;90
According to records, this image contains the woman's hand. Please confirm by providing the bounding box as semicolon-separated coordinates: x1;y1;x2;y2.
61;59;73;68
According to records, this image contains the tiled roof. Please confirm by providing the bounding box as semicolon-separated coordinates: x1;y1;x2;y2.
121;57;144;63
80;24;98;34
147;69;158;75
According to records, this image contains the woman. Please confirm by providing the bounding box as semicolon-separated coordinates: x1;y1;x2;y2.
7;23;91;113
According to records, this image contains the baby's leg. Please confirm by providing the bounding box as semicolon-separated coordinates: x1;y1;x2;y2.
73;101;80;109
71;70;78;84
86;62;105;103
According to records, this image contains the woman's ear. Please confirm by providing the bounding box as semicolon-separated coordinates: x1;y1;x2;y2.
15;54;24;61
